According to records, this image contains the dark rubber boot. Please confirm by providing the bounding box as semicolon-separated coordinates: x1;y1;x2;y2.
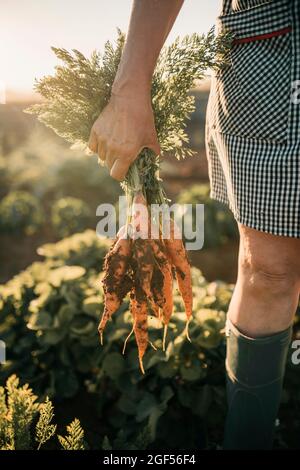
223;319;292;450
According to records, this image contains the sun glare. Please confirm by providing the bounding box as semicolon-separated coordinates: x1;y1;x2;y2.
0;0;218;95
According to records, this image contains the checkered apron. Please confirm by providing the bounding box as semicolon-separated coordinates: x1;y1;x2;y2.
205;0;300;237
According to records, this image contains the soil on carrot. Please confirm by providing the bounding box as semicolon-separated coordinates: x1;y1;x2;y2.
176;267;186;280
151;265;165;309
131;239;155;303
102;243;132;301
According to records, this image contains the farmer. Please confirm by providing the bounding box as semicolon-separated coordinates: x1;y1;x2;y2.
88;0;300;449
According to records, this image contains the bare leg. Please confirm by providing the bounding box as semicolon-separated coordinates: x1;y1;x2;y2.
228;224;300;336
224;224;300;449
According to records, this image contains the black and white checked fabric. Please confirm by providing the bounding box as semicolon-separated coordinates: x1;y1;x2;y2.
206;0;300;237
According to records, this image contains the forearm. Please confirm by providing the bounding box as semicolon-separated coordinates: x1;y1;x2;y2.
112;0;184;96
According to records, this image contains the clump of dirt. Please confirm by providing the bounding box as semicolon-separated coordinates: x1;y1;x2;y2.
102;240;132;301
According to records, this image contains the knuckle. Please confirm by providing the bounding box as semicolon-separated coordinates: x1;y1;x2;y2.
107;143;118;154
97;135;106;145
110;146;131;161
123;146;136;159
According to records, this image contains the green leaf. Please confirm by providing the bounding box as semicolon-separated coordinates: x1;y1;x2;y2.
82;296;102;317
102;352;125;380
48;266;86;287
145;350;166;369
70;316;95;336
157;357;178;378
197;329;223;350
147;388;174;440
117;394;138;416
136;393;157;422
27;312;52;330
40;328;67;345
180;358;203;382
58;418;85;450
57;305;75;325
160;386;174;403
35;397;57;449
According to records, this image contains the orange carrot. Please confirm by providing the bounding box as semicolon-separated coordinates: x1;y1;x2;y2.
132;191;149;238
132;238;155;306
149;239;174;348
130;192;157;308
99;230;131;343
148;240;165;318
164;219;193;340
151;265;164;311
130;293;148;374
160;260;173;350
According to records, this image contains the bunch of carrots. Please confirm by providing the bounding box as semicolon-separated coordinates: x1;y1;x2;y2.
26;29;231;373
100;190;193;373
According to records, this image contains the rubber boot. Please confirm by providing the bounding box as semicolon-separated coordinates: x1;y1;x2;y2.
223;318;292;450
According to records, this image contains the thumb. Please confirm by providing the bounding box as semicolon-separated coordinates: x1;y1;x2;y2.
110;158;131;182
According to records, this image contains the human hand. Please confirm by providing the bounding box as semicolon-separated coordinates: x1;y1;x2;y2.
88;91;160;181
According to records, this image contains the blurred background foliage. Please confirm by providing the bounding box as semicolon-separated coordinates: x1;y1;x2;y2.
0;230;300;449
0;230;229;448
1;91;299;450
0;190;44;235
0;89;237;283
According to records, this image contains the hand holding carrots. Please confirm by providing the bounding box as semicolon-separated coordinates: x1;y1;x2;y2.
88;93;160;181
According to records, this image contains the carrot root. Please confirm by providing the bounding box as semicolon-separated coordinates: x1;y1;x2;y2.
162;324;168;352
139;357;145;375
122;322;135;355
149;340;157;351
130;291;148;374
184;318;192;343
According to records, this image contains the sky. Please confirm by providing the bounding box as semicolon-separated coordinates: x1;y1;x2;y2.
0;0;220;93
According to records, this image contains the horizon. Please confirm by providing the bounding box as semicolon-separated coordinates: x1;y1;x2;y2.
1;0;220;94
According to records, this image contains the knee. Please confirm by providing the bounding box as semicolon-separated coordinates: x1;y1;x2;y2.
238;225;300;296
239;255;299;298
